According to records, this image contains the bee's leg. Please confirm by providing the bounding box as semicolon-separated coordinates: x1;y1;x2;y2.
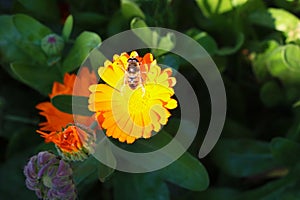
140;76;145;96
120;74;127;95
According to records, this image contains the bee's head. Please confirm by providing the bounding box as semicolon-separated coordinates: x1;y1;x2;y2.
127;57;139;64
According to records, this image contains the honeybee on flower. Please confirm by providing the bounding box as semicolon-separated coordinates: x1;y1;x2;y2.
89;51;177;144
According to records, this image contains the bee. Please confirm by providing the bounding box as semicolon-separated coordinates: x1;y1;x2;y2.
120;57;146;94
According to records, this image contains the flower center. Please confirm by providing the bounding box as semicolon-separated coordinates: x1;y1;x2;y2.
42;175;52;188
47;36;57;44
129;88;150;113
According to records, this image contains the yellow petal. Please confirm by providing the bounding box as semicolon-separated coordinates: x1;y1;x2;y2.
165;99;177;109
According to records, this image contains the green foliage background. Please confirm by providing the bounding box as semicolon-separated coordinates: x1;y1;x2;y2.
1;0;300;199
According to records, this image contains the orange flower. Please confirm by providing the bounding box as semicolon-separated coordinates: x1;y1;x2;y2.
36;67;97;132
37;124;96;161
89;51;177;144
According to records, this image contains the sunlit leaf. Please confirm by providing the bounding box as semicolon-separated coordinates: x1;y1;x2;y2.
196;0;248;17
62;15;73;41
130;18;175;57
267;44;300;85
121;0;145;20
186;28;218;55
63;31;101;73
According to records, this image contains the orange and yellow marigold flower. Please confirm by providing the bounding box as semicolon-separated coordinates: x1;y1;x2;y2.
88;51;177;144
36;67;97;159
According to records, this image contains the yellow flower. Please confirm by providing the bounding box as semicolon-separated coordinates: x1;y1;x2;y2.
88;51;177;144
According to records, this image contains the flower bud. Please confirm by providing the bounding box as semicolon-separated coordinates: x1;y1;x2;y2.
24;151;77;200
41;34;64;56
37;124;96;161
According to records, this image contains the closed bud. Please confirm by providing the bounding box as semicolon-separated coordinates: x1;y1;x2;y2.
41;34;64;56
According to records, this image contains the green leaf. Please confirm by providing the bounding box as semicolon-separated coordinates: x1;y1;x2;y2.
113;172;170;200
62;15;73;41
51;95;93;116
157;53;183;73
159;151;209;191
212;139;278;177
196;0;248;17
121;0;145;20
62;31;101;73
10;62;62;95
114;130;209;191
94;138;116;182
0;14;51;65
186;28;218;55
260;81;284;107
267;44;300;85
249;8;299;40
17;0;59;21
251;40;279;81
270;137;300;166
234;164;300;200
130;18;175;57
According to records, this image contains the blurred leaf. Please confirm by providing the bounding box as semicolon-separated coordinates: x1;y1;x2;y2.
17;0;59;21
0;150;37;199
62;15;73;41
6;126;40;158
260;81;284;107
216;32;244;55
113;172;170;200
196;0;248;17
235;164;300;200
198;188;240;200
107;11;130;36
51;95;93;116
73;12;107;27
10;62;62;95
270;137;300;166
121;0;145;20
212;139;277;177
131;18;175;57
186;28;218;55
